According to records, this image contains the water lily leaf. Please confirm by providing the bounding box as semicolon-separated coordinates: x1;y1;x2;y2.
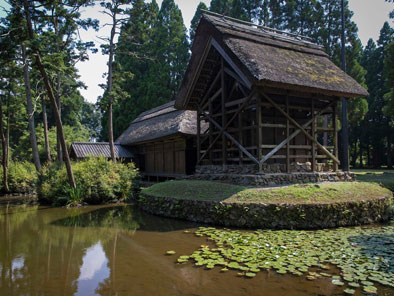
332;280;344;286
166;250;176;255
344;288;355;295
245;272;256;278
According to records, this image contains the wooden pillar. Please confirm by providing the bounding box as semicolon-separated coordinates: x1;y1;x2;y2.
197;111;200;163
286;96;290;173
333;100;338;171
311;100;316;172
209;93;213;165
257;94;262;172
221;58;227;166
238;110;243;165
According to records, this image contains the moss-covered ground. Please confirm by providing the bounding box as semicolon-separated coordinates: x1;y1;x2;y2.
353;169;394;192
142;180;391;204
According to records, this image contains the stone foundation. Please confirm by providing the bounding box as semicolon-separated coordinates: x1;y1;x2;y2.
188;165;354;186
137;192;393;229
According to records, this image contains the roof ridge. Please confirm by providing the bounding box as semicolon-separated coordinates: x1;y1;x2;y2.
202;11;323;50
133;101;176;121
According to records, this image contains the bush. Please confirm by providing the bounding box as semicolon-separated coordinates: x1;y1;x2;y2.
0;161;38;193
37;157;139;205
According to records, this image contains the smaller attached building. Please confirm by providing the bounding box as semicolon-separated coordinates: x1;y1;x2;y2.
116;101;207;180
70;142;133;161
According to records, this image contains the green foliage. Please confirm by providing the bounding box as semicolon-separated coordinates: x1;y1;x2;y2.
383;41;394;118
190;2;208;43
0;161;37;193
102;0;190;140
37;157;139;205
14;125;90;162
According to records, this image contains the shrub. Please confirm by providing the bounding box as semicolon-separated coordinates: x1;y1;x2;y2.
0;161;38;193
37;157;139;205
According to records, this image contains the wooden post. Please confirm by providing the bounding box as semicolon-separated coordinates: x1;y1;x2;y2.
209;92;213;165
239;110;243;165
286;96;290;173
197;111;201;163
221;58;227;166
256;94;262;172
311;100;316;172
333;100;338;171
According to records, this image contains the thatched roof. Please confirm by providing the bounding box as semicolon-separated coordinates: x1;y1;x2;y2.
70;142;133;159
175;12;368;110
116;101;207;145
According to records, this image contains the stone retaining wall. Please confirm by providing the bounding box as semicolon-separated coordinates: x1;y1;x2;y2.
137;193;393;229
195;163;333;174
187;170;354;187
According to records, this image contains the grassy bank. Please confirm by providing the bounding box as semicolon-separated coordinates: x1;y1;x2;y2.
353;169;394;191
142;180;392;204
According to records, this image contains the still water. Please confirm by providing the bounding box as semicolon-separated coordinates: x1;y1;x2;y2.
0;203;392;296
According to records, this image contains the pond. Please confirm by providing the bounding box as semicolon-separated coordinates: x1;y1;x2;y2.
0;202;393;296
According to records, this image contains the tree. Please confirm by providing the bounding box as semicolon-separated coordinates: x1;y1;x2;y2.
21;0;76;189
153;0;190;99
99;0;130;162
190;2;208;44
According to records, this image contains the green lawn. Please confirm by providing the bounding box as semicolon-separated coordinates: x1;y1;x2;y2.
142;180;391;204
353;169;394;191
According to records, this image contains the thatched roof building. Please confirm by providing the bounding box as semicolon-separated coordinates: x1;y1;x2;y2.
70;142;133;160
116;101;207;179
176;12;368;111
173;12;368;184
116;101;207;145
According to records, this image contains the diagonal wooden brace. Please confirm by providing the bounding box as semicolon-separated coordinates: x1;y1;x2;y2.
259;91;340;165
197;92;256;164
202;112;259;165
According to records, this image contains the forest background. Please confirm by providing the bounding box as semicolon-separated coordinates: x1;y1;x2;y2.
0;0;393;179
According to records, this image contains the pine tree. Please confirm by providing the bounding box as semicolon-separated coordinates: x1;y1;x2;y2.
190;2;208;44
153;0;190;99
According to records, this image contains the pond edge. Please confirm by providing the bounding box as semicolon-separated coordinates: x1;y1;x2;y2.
136;192;394;229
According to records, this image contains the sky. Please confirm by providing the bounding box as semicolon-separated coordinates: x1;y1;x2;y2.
0;0;393;103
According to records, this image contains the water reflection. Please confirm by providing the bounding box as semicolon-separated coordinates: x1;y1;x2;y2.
1;203;393;296
76;242;109;296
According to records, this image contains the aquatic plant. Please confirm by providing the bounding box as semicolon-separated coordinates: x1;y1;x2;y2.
176;224;394;294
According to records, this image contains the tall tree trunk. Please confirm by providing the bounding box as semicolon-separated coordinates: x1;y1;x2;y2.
22;44;41;172
54;15;63;164
0;98;9;193
42;97;51;163
23;0;76;189
388;135;392;169
107;16;116;163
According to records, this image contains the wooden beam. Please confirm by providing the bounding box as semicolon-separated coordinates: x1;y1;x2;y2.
259;90;340;165
202;87;222;111
197;92;255;163
197;111;201;164
221;58;227;166
311;100;316;172
256;94;262;172
333;100;338;171
286;96;290;173
238;108;243;165
224;67;248;88
200;71;221;109
204;113;259;165
211;38;252;89
259;100;337;164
